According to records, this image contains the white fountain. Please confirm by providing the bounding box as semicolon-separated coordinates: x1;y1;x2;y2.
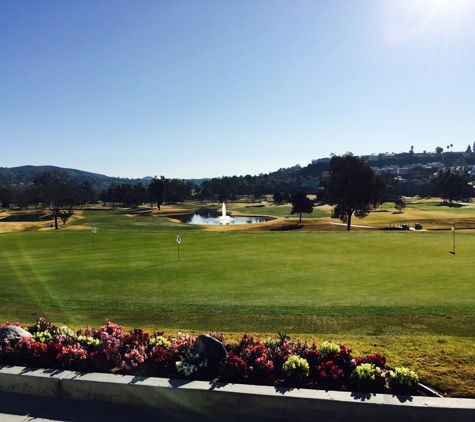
216;202;233;224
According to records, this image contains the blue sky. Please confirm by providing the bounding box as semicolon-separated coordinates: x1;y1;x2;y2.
1;0;474;179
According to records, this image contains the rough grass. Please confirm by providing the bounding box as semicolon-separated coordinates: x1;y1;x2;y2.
1;203;475;397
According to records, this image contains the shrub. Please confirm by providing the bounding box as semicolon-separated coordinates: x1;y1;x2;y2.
219;350;249;381
319;341;341;357
351;363;387;392
282;355;309;385
389;367;419;390
0;317;421;395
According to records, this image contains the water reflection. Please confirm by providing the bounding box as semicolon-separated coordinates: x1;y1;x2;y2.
171;209;273;225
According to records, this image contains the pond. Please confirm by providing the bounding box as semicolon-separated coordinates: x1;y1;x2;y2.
0;213;49;222
170;209;274;225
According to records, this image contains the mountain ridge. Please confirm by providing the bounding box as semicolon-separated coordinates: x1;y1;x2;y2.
0;165;212;192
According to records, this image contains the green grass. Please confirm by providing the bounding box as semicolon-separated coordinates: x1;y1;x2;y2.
230;203;330;218
2;208;475;397
2;210;475;323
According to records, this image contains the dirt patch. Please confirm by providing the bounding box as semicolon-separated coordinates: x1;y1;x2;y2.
0;222;46;233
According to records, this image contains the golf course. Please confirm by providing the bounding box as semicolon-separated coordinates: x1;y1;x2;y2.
1;198;474;397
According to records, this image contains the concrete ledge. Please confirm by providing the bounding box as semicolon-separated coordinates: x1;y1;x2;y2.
1;365;475;421
0;365;69;397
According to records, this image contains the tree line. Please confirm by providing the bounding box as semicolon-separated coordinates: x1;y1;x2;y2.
289;154;474;230
0;171;192;229
1;157;473;231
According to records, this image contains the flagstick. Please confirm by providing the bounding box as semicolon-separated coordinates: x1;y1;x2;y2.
453;224;455;255
176;235;181;261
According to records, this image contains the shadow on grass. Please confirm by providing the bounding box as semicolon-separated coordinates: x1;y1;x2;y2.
435;202;464;208
270;224;304;231
144;261;180;268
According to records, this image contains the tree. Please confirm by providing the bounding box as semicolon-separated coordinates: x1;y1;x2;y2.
322;154;385;231
466;144;472;154
15;189;31;210
253;187;262;201
148;176;168;210
34;170;76;229
315;188;325;202
394;196;406;213
0;186;14;208
218;187;231;203
432;168;471;204
273;190;284;204
436;146;443;155
131;182;149;207
77;181;98;205
167;179;191;204
290;191;313;223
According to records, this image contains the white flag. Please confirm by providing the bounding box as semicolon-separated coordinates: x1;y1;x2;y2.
92;226;97;233
451;225;455;231
176;235;181;244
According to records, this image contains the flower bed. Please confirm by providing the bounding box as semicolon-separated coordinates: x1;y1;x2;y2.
0;318;420;395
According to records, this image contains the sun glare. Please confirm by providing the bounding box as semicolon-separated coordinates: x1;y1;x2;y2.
381;0;475;45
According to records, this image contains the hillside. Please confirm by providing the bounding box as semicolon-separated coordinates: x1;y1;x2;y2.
0;165;150;191
1;150;474;194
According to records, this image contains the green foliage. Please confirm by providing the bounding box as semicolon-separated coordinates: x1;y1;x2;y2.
322;155;385;230
290;191;313;222
394;196;406;212
231;204;328;219
273;191;284;204
389;367;419;387
432;168;471;203
282;355;310;382
319;341;341;357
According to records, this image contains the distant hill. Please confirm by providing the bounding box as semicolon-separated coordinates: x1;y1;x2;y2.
0;165;209;191
0;165;148;191
1;150;473;194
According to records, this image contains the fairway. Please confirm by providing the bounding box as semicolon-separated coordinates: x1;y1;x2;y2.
1;209;474;323
1;207;475;397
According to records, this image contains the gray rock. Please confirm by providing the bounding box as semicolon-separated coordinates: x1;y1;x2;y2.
192;334;227;367
0;325;32;343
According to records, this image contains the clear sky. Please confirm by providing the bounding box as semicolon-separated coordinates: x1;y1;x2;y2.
1;0;474;179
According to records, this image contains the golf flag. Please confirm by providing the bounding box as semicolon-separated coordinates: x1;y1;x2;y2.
451;225;455;231
176;235;181;244
92;226;97;233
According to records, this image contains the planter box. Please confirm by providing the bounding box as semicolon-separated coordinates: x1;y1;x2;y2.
1;365;474;422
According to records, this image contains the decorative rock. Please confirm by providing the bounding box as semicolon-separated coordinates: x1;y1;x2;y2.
0;325;32;343
192;334;227;367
